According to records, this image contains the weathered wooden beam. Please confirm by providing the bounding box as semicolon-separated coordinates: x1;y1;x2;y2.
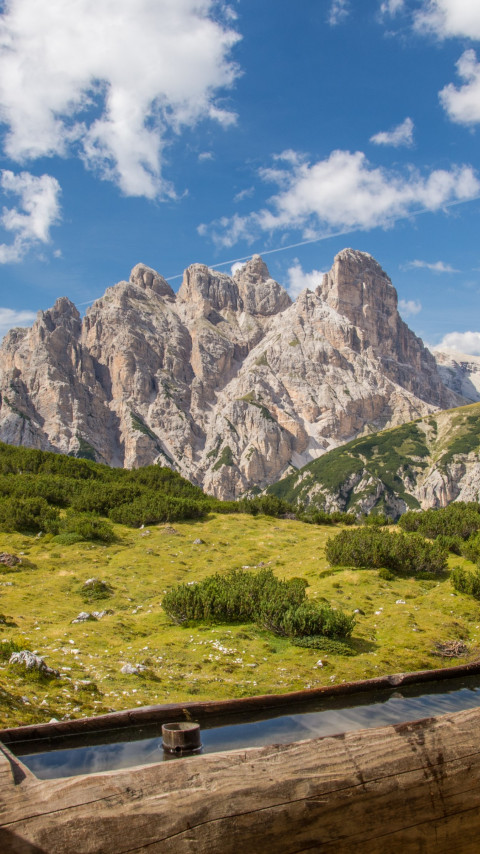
2;706;480;853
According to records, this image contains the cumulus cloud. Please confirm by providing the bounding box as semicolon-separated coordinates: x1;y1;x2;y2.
436;331;480;355
0;170;61;262
414;0;480;40
370;117;414;147
202;149;480;247
198;152;215;163
398;298;422;317
0;307;36;339
287;261;325;299
231;261;245;276
328;0;350;26
403;259;459;272
440;50;480;126
0;0;240;199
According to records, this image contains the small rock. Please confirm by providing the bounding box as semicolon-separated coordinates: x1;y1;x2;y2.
396;599;406;605
121;663;147;675
9;650;59;678
72;611;97;624
0;552;21;567
353;608;365;615
193;538;204;545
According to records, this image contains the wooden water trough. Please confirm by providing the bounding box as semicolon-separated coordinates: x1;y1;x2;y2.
2;662;480;853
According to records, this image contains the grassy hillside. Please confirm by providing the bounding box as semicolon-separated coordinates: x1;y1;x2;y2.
1;511;480;728
268;402;480;517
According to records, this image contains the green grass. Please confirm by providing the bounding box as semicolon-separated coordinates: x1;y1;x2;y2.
1;513;480;727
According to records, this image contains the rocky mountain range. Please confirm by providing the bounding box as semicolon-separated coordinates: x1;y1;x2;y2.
0;248;475;499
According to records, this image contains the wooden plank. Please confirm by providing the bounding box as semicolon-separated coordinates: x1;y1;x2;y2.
2;707;480;852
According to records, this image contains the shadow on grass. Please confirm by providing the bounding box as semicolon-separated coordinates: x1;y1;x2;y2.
345;636;379;655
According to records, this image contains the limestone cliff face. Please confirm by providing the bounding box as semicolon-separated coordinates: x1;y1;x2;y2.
0;249;464;498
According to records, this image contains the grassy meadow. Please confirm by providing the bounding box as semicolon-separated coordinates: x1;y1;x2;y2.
1;512;480;728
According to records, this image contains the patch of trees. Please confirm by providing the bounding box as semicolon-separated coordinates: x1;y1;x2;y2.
398;503;480;542
325;527;448;575
162;568;355;639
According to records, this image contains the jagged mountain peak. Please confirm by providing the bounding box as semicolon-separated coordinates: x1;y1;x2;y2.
129;263;175;300
0;248;466;498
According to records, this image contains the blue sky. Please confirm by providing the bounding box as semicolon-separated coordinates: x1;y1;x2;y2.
0;0;480;354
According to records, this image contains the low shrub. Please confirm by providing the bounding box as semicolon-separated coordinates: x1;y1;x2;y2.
325;527;447;575
80;578;114;602
59;513;115;543
461;532;480;566
298;508;356;526
451;566;480;599
0;638;24;661
0;496;60;534
399;503;480;540
362;513;392;527
162;568;354;639
109;495;208;526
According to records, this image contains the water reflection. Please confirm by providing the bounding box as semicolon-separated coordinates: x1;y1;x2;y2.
18;681;480;780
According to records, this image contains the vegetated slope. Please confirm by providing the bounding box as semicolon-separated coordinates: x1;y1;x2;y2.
268;402;480;519
0;249;462;500
0;441;214;530
1;509;480;728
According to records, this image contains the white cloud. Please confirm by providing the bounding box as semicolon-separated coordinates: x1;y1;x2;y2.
0;307;36;339
398;298;422;317
436;331;480;355
234;186;255;203
287;261;324;299
328;0;350;26
380;0;405;16
370;117;414;148
198;151;215;163
0;170;61;262
204;149;480;247
440;50;480;126
403;259;459;272
0;0;240;199
231;261;245;276
414;1;480;40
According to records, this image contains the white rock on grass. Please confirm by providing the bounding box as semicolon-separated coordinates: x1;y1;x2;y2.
121;664;147;676
9;650;59;678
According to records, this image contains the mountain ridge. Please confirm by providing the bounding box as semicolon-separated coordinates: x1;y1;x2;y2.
0;248;469;498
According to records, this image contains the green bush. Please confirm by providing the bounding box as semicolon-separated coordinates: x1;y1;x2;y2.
398;503;480;540
59;513;115;543
162;568;354;639
0;496;60;534
362;513;391;527
326;527;447;575
451;566;480;599
298;508;356;526
437;534;463;555
0;638;24;661
80;579;114;602
109;495;208;526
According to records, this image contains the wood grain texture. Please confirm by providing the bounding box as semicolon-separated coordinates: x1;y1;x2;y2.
2;706;480;853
